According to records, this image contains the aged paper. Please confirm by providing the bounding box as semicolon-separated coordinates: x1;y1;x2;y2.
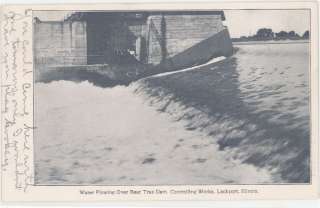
0;2;319;202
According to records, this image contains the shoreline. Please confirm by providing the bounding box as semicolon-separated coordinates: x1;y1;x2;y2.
232;40;309;45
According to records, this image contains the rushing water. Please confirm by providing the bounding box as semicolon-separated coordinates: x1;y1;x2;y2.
235;43;309;131
34;42;310;185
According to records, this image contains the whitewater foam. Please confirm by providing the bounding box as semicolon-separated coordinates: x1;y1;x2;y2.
34;80;274;185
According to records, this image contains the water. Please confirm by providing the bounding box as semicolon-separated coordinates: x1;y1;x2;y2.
231;43;310;182
34;42;310;184
236;43;309;131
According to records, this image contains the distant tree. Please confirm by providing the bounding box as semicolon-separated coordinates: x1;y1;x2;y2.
256;28;274;40
302;30;310;39
275;31;288;40
235;28;308;42
287;31;300;40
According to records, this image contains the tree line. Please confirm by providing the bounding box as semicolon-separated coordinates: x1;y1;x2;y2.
232;28;310;42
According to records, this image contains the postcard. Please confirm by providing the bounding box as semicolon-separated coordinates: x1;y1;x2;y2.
0;1;319;202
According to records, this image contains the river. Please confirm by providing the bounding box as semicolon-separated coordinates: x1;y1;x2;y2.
34;42;310;184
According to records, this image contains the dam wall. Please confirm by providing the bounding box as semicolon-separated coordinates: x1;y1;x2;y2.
34;12;233;83
147;14;232;69
34;21;87;79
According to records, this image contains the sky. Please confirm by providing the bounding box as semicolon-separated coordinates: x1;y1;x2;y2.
34;10;310;38
224;10;310;38
34;11;73;21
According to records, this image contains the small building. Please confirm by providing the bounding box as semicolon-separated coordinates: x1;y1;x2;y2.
34;11;233;81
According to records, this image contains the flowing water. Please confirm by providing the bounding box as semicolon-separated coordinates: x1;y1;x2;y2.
34;42;310;184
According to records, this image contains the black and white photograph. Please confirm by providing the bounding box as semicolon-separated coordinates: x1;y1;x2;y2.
33;9;310;185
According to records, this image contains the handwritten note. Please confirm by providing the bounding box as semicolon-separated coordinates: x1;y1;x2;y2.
1;8;34;192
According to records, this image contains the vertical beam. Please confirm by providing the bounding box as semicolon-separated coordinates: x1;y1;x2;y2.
160;14;167;63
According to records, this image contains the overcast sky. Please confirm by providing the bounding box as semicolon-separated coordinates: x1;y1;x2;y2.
34;10;310;38
224;10;310;38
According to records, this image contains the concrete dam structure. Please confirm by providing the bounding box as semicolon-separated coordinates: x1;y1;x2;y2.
34;11;233;84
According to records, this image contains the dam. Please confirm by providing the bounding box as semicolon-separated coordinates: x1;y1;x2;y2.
32;9;311;186
34;11;233;84
34;42;310;184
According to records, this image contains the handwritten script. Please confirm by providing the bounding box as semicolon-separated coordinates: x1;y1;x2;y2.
1;8;34;192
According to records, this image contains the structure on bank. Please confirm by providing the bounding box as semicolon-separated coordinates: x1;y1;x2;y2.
34;11;233;81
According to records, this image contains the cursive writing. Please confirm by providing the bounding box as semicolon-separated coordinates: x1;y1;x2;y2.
2;8;34;192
